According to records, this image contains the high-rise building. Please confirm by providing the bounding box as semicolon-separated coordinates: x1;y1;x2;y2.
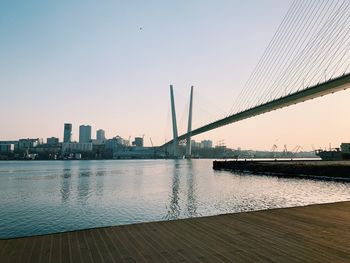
79;125;92;143
64;123;72;143
96;129;106;142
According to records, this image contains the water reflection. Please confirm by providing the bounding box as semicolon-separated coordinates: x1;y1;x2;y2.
60;162;72;203
165;161;181;219
95;169;106;198
77;168;92;202
186;160;198;217
165;160;198;220
60;162;108;202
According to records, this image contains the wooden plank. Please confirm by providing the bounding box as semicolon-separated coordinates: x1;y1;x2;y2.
83;229;104;263
165;219;236;262
27;235;43;263
151;221;204;263
115;224;151;262
89;227;115;263
75;229;93;263
60;232;70;263
50;232;62;263
128;223;169;262
66;231;83;263
113;224;153;262
39;234;53;263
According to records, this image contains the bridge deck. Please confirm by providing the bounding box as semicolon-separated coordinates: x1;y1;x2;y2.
2;201;350;262
162;73;350;148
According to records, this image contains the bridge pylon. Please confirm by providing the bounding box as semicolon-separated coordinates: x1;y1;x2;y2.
185;86;194;158
170;85;179;157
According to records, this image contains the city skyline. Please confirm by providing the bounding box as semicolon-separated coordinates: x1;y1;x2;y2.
1;0;350;151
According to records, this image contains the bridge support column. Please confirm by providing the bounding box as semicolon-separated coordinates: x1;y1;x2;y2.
185;86;194;158
170;85;178;157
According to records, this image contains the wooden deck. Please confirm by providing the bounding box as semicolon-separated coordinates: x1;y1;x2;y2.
1;201;350;263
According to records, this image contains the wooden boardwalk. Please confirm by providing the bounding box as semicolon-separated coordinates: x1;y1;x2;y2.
1;201;350;263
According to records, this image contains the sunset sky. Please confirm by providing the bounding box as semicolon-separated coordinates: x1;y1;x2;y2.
1;0;350;151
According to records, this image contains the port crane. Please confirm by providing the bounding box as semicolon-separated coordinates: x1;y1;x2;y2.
270;144;278;158
271;144;278;152
292;145;303;154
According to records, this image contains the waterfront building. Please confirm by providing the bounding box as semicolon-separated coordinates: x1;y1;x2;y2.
18;138;43;150
47;137;59;145
32;144;62;159
132;137;144;147
0;140;18;150
64;123;72;143
62;142;93;153
79;125;92;143
105;136;129;151
0;143;15;153
113;147;166;159
91;143;106;159
96;129;106;143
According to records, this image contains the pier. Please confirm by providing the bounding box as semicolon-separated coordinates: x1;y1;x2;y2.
1;201;350;262
213;160;350;179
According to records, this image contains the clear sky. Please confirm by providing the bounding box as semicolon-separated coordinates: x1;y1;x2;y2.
1;0;350;151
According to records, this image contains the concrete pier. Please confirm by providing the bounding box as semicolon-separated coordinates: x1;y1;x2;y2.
213;160;350;179
1;201;350;262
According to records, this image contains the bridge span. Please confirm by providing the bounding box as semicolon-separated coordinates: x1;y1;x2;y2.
161;73;350;149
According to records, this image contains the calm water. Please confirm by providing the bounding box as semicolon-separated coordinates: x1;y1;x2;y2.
1;159;350;239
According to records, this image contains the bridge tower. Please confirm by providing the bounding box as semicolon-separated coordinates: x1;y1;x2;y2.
185;86;194;158
170;85;178;157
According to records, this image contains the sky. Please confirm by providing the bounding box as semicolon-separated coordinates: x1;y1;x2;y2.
1;0;350;151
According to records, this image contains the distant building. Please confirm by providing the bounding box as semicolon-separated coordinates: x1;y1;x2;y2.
32;144;62;159
47;137;59;145
0;144;15;153
79;125;92;143
341;143;350;153
191;140;200;149
201;140;213;149
63;123;72;143
113;147;165;159
96;129;106;143
62;142;93;153
190;139;213;149
132;137;144;147
105;136;129;151
18;138;43;150
0;141;18;152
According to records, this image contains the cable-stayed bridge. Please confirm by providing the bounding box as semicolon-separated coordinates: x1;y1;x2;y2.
160;0;350;157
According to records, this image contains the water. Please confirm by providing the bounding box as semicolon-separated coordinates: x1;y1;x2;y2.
1;159;350;239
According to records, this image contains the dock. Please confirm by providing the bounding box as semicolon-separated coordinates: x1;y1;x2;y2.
213;160;350;179
1;201;350;262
